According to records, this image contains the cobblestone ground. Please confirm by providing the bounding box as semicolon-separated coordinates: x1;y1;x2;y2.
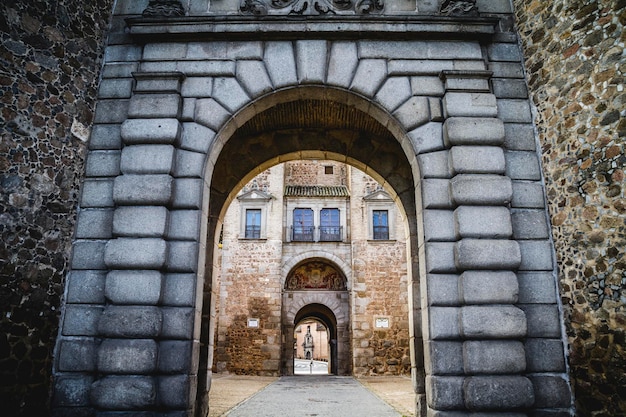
208;375;414;417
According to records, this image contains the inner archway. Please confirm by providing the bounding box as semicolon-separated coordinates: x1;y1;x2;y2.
199;87;421;414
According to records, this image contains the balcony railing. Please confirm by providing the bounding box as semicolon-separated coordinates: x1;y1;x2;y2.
319;226;342;242
291;226;315;242
245;225;261;239
290;226;343;242
373;225;389;240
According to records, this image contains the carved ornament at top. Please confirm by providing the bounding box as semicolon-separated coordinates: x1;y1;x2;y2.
439;0;478;16
240;0;384;16
142;0;186;17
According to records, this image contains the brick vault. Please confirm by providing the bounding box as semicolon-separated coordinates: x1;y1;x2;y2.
51;1;573;416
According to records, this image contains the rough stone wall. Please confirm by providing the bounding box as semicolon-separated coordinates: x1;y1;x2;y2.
513;1;626;414
0;1;112;415
284;160;348;186
350;171;410;376
215;166;284;375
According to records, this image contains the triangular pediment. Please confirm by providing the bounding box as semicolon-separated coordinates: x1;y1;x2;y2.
363;189;393;202
237;189;273;201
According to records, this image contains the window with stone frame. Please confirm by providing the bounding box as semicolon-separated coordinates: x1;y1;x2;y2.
237;189;272;240
292;208;315;241
372;209;389;240
319;208;341;241
363;188;395;241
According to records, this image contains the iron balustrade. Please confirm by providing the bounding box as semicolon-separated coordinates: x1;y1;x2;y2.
373;225;389;240
319;226;342;241
245;225;261;239
291;226;315;241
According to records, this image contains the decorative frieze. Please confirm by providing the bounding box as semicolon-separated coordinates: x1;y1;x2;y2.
240;0;384;16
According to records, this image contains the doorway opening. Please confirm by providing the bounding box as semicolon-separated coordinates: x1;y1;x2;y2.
294;319;330;375
293;303;338;375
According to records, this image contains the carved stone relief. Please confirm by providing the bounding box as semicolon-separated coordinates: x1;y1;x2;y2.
439;0;478;16
285;261;347;290
240;0;384;16
142;0;186;17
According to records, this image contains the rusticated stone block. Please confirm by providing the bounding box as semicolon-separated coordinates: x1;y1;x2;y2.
425;341;463;375
120;145;175;175
97;339;158;373
519;304;562;338
296;40;327;84
518;272;557;304
58;339;97;372
161;307;195;340
460;271;518;304
426;242;456;273
430;307;460;339
113;174;173;206
455;239;521;270
463;340;526;374
113;206;169;238
264;41;297;89
105;270;163;305
426;376;465;410
66;270;106;304
418;151;451;179
530;375;572;408
351;59;387;97
62;305;104;336
427;274;459;306
90;376;156;410
463;376;534;410
424;210;455;242
454;206;512;239
128;94;181;118
53;375;94;407
212;77;250;113
525;338;566;372
159;340;195;373
450;146;505;175
460;305;527;338
393;96;431;130
443;117;505;146
158;375;195;408
104;238;168;269
422;179;453;209
85;150;121;177
450;174;512;206
121;118;181;145
162;273;196;307
98;306;162;338
443;92;497;118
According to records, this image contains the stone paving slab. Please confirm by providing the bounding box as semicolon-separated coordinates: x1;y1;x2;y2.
209;375;413;417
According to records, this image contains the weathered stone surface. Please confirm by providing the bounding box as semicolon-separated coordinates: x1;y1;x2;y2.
168;210;201;241
497;99;532;123
525;338;566;372
53;375;94;407
429;307;460;339
104;238;168;269
463;376;534;409
75;209;114;239
450;146;506;174
455;239;521;270
212;77;250;113
159;340;195;373
85;150;121;177
161;307;195;339
504;123;536;151
443;117;505;146
128;94;181;119
162;274;197;307
264;41;297;88
505;150;542;180
158;375;193;408
443;93;498;118
194;98;231;131
422;179;453;209
454;206;512;239
71;241;107;270
511;209;550;239
62;305;104;336
530;375;572;408
426;376;464;410
296;40;327;84
351;59;387;97
511;181;545;208
418;151;451;179
517;272;557;304
460;271;518;304
121;118;182;145
423;210;455;242
519;304;561;338
80;179;115;208
518;240;554;271
105;270;163;305
450;175;512;206
120;145;175;175
90;124;122;150
66;270;106;304
427;274;460;308
113;174;173;206
463;341;526;374
426;242;456;273
408;122;445;154
98;306;162;338
97;339;158;373
237;61;273;97
327;42;359;88
58;339;97;372
460;305;527;338
375;77;412;113
90;376;156;410
425;341;463;375
172;178;204;209
113;206;169;238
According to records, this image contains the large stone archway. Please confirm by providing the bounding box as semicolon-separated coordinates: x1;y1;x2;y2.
52;3;573;416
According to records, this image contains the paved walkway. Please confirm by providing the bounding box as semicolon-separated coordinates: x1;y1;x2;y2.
208;375;414;417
